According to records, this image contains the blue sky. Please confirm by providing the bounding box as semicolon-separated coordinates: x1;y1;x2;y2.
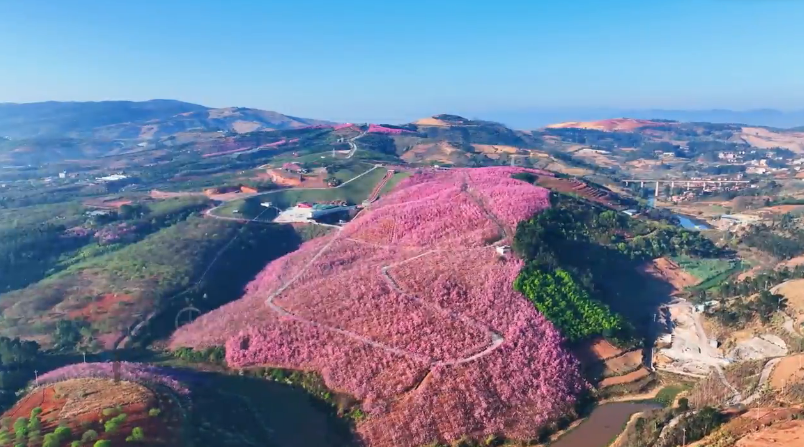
1;0;803;122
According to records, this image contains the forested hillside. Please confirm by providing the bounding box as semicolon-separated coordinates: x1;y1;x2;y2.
0;213;302;348
514;194;723;346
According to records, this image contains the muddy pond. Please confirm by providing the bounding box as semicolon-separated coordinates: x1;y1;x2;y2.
551;402;662;447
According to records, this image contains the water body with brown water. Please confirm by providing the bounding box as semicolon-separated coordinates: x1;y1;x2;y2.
551;402;662;447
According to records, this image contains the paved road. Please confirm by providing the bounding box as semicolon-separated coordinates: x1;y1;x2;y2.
741;357;782;406
346;131;367;159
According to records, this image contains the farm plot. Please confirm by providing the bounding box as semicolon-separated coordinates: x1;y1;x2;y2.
171;167;585;446
5;370;185;447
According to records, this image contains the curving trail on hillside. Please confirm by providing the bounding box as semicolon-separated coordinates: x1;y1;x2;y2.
171;167;580;447
262;175;511;367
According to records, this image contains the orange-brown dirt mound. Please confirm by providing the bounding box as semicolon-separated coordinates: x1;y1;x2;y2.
639;257;699;294
535;176;621;208
546;118;671;132
693;407;804;447
575;338;623;364
770;354;804;389
3;378;182;446
599;368;650;388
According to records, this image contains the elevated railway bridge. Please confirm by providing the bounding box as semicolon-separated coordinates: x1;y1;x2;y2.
622;179;750;197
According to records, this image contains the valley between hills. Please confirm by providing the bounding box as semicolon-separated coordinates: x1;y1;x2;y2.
1;102;804;446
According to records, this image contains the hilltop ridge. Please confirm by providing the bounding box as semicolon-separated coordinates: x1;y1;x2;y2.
545;118;676;132
0;100;332;139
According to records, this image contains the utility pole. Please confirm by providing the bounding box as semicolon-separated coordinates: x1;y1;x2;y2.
682;427;686;446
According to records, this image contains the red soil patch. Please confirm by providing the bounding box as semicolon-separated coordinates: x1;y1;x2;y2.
778;255;804;270
736;419;804;446
696;407;804;447
535;176;620;208
265;168;328;188
737;265;763;281
574;338;643;379
639;257;698;293
574;338;623;365
599;368;650;387
546;118;671;132
5;386;62;420
602;350;644;376
83;198;134;210
67;293;134;321
2;379;181;446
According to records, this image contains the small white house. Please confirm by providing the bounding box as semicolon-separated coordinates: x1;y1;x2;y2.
96;174;129;182
495;245;511;257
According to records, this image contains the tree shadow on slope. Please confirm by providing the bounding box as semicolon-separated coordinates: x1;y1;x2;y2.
185;370;357;447
514;193;716;350
131;222;303;348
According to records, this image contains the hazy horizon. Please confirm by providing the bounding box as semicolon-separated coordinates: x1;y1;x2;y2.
2;0;804;124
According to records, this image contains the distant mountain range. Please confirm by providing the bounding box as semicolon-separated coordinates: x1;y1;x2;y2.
478;108;804;130
4;100;803;140
0;100;333;139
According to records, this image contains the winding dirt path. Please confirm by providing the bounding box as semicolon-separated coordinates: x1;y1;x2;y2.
262;175;510;367
741;357;782;406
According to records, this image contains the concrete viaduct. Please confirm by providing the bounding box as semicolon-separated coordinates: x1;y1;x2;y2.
622;179;750;197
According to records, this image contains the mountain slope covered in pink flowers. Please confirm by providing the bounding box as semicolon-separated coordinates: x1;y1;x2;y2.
170;167;585;446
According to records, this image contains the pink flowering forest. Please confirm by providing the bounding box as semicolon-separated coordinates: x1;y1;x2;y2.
170;166;584;446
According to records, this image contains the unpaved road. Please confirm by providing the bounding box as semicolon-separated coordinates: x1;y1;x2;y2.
262;177;510;367
741;357;782;406
204;165;380;222
346;131;367;159
657;299;731;378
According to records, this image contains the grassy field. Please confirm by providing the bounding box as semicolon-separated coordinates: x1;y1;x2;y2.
331;162;374;181
379;171;410;197
684;259;747;292
673;255;741;284
653;384;690;407
0;217;301;347
215;167;387;216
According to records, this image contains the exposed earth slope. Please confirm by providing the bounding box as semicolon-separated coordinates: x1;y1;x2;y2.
546;118;672;132
170;167;585;446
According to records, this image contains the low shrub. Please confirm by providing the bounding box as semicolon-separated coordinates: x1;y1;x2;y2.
82;429;99;442
126;427;145;442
